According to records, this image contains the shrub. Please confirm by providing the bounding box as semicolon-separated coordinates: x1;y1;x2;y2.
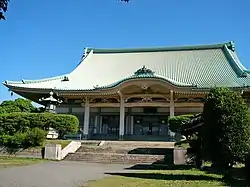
0;98;35;114
168;114;194;133
0;133;27;148
25;128;46;147
0;128;46;148
9;132;27;148
0;134;11;146
0;112;79;137
202;87;250;168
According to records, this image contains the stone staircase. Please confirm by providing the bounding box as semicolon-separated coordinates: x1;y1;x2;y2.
64;141;175;164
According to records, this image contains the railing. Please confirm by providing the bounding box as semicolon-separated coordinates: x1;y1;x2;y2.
61;141;81;159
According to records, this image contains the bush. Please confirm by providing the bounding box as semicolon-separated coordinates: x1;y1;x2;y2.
0;133;26;148
0;112;79;137
0;98;35;114
0;128;46;148
8;132;27;148
168;114;194;133
202;87;250;168
0;134;12;146
25;128;46;147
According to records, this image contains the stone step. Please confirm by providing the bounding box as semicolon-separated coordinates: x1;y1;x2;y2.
77;146;174;155
64;152;168;164
103;141;175;148
77;146;128;154
80;140;101;146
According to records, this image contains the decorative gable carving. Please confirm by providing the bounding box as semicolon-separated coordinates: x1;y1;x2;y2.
134;65;155;76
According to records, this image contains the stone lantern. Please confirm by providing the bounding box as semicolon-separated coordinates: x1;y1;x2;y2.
39;91;63;113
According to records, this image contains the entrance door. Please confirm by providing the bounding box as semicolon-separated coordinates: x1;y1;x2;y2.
134;116;161;135
101;115;119;135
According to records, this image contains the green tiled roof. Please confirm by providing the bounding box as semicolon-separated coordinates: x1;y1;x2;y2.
85;41;236;54
3;41;250;92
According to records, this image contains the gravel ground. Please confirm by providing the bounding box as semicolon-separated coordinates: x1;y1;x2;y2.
0;161;132;187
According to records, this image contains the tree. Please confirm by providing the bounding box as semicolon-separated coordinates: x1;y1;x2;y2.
202;87;250;169
0;98;35;113
169;114;204;167
0;0;130;20
0;0;9;20
168;114;194;134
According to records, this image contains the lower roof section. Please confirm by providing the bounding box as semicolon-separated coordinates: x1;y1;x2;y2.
3;41;250;93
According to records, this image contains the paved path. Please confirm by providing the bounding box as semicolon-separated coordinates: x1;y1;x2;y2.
0;161;132;187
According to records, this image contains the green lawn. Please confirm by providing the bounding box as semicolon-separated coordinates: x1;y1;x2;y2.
0;156;45;168
31;139;71;149
86;168;244;187
45;139;71;149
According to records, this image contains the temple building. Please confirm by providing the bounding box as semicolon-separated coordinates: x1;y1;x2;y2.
3;41;250;141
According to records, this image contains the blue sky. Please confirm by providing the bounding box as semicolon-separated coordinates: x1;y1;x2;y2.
1;0;250;102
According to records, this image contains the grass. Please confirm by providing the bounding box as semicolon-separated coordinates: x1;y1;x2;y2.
45;139;71;149
86;167;245;187
31;139;71;149
0;156;45;168
174;140;190;149
1;139;72;156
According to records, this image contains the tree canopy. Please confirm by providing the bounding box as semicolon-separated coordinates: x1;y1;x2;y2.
202;87;250;168
0;98;36;113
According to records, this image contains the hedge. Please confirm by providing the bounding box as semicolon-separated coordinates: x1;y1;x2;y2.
168;114;194;133
0;112;79;138
0;128;46;148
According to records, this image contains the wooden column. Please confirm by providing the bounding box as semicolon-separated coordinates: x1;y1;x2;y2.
131;116;134;135
83;98;90;139
119;95;125;140
170;90;175;117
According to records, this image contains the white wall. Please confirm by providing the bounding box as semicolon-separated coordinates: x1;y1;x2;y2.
175;107;203;114
56;107;69;113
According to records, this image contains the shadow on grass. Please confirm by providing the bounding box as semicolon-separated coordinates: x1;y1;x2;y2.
124;164;247;186
105;172;222;181
125;163;193;170
205;166;247;187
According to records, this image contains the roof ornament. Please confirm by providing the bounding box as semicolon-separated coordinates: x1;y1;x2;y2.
134;65;155;76
93;84;99;89
191;83;197;87
241;71;247;78
227;41;235;51
7;88;13;96
62;76;69;81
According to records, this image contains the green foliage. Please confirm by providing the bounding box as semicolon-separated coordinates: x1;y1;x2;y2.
0;133;26;148
0;112;79;138
0;0;9;20
0;128;46;148
0;98;35;114
25;128;46;147
0;134;11;146
7;132;27;148
168;114;194;133
202;87;250;167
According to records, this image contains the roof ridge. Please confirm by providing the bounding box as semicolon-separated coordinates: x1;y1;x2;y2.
4;74;69;85
222;45;250;77
85;41;235;54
